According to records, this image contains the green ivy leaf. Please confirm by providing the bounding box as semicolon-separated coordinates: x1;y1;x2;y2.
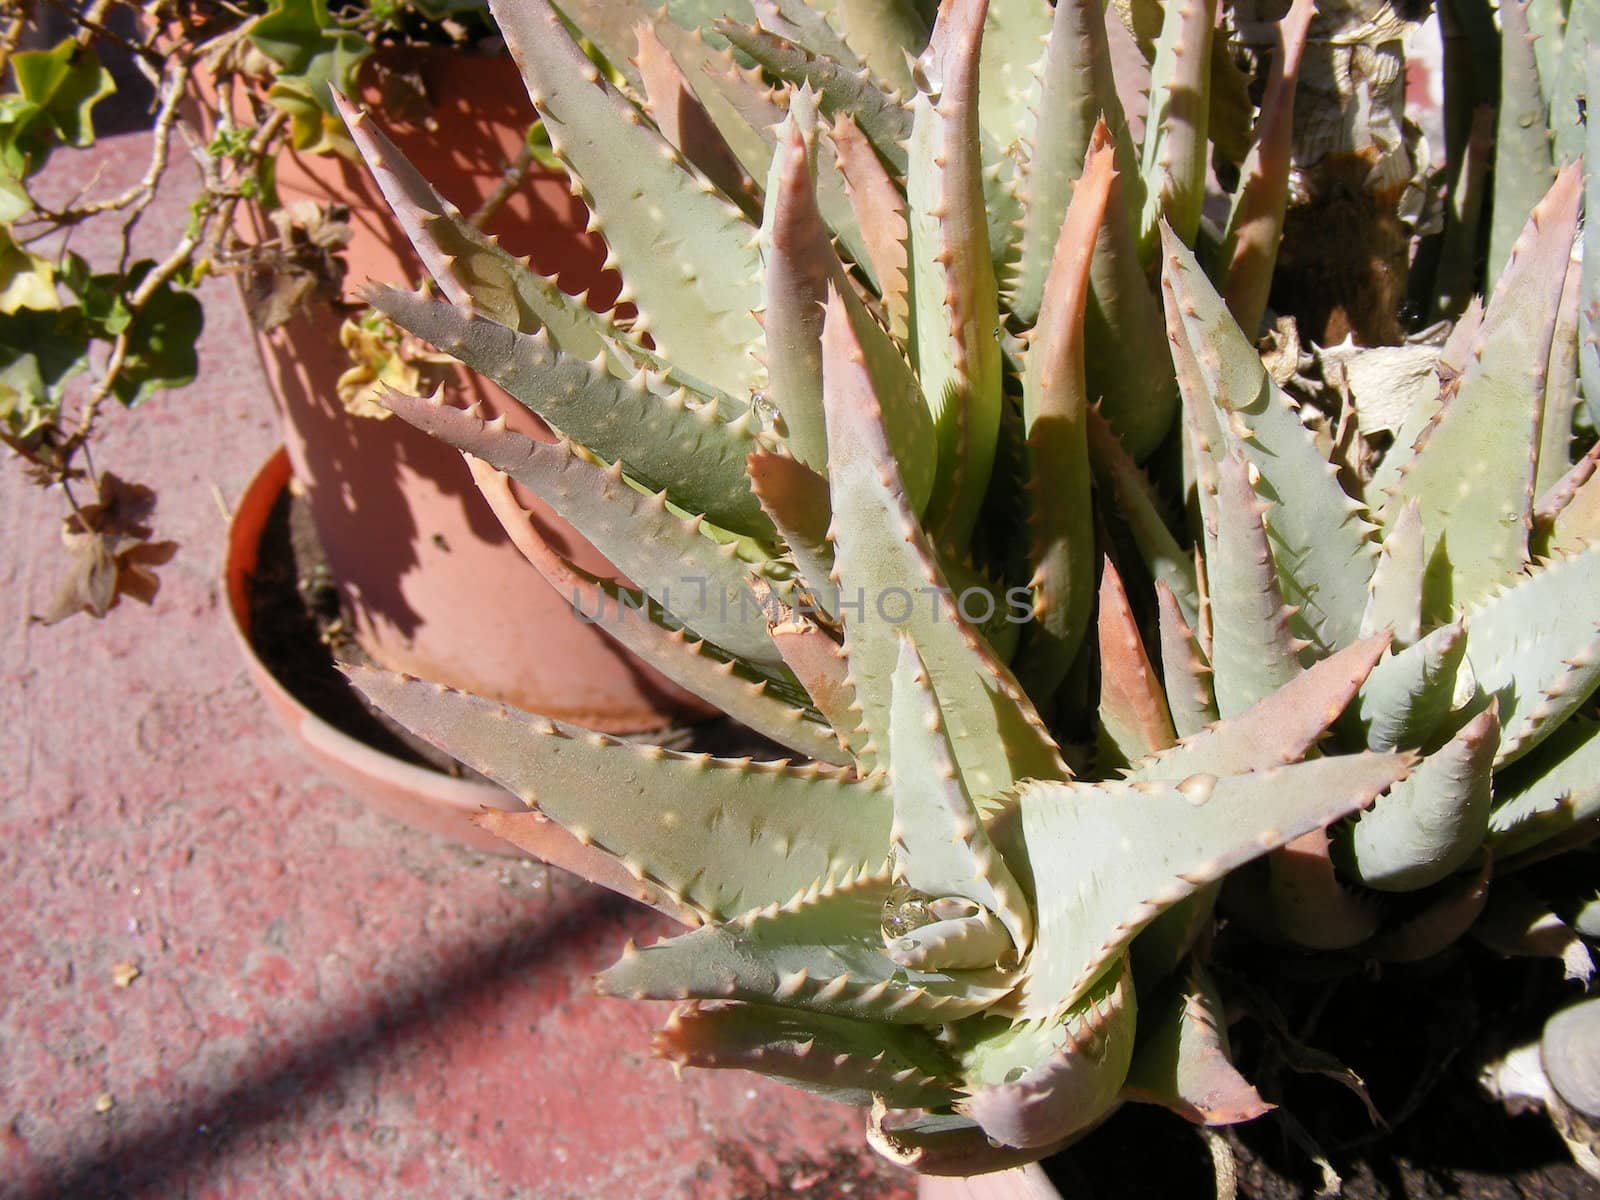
110;265;203;406
249;0;371;115
264;77;358;156
58;254;132;336
0;306;90;438
9;39;116;150
0;229;58;314
0;168;30;221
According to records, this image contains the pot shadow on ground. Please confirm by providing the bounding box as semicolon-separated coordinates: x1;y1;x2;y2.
14;882;650;1200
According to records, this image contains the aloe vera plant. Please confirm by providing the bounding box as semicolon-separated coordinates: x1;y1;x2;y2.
319;0;1600;1176
1159;163;1600;977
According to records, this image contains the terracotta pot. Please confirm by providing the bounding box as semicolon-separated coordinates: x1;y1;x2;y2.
223;446;523;854
917;1166;1063;1200
220;47;713;732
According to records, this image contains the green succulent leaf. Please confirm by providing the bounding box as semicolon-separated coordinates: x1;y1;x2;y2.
349;667;884;922
1334;704;1500;893
377;389;790;672
904;0;1005;550
1391;166;1581;622
656;1001;958;1108
957;957;1135;1149
491;0;765;395
821;287;1066;798
1461;542;1600;766
1162;227;1377;655
994;752;1410;1020
1128;634;1389;782
1122;960;1272;1125
1489;715;1600;859
1487;0;1556;287
888;637;1032;954
1345;620;1469;752
598;868;1018;1022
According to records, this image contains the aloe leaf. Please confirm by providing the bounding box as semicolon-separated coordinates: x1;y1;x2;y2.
767;614;864;763
378;390;788;672
760;96;841;471
1430;104;1494;323
867;1111;1070;1175
1489;714;1600;858
1544;446;1600;556
350;668;885;922
821;288;1067;796
1487;0;1556;287
1583;44;1600;427
1535;441;1600;536
717;20;912;172
888;637;1032;952
1086;406;1200;626
1359;499;1424;646
367;286;774;539
1097;557;1178;769
746;451;838;618
651;20;784;186
1547;0;1599;167
1122;961;1273;1126
1128;634;1389;782
1155;579;1217;739
758;93;936;506
1361;853;1492;963
1461;542;1600;766
1137;0;1214;254
656;1001;957;1107
1163;228;1378;654
1085;171;1178;462
467;459;847;765
1009;0;1137;326
635;21;764;218
1334;704;1500;892
1205;451;1302;717
996;753;1410;1018
905;0;1005;550
1346;621;1468;755
1474;879;1596;979
489;0;764;394
829;112;911;337
1265;829;1383;949
685;51;893;286
598;869;1017;1022
1018;126;1115;697
1220;0;1314;338
1524;0;1565;94
957;959;1135;1149
811;0;930;93
333;91;618;362
976;0;1051;152
758;0;863;66
1390;167;1580;621
476;808;700;925
1535;242;1581;501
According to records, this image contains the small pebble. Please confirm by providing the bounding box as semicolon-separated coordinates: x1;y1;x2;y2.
111;961;141;988
94;1093;115;1114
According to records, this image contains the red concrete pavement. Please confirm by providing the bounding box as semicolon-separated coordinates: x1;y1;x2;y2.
0;130;913;1200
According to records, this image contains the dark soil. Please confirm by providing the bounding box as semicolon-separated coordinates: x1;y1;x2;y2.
247;482;475;774
1053;946;1598;1200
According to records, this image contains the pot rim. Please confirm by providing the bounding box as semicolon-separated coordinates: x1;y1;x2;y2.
222;446;517;816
